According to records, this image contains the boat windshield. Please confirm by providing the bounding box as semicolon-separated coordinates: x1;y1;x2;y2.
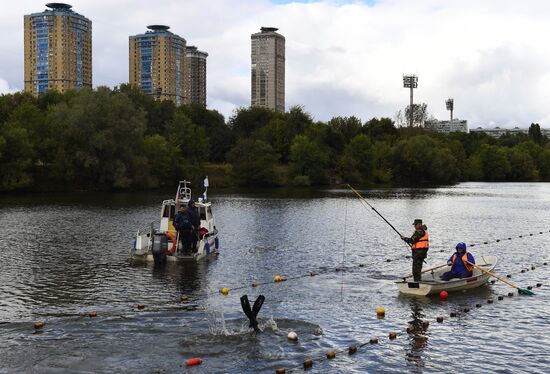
163;204;176;219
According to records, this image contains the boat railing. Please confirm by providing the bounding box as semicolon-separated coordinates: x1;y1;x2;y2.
136;221;156;237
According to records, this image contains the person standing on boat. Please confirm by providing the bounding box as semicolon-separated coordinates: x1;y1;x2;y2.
440;242;475;281
187;200;201;253
174;205;193;254
400;219;429;282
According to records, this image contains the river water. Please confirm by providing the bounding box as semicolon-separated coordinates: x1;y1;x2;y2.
0;183;549;373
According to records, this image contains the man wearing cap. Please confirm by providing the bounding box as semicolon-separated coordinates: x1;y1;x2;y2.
401;219;429;281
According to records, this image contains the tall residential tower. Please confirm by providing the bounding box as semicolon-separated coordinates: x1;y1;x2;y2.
184;46;208;106
129;25;186;105
24;3;92;95
251;27;285;112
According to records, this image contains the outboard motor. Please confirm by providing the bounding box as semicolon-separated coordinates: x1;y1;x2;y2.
151;231;167;264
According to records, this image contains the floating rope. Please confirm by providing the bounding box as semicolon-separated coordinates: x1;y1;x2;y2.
273;277;548;373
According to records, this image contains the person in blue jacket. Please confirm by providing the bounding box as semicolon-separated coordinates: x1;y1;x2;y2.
440;242;475;281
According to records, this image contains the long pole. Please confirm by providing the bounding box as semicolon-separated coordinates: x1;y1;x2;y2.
409;86;414;127
347;184;407;240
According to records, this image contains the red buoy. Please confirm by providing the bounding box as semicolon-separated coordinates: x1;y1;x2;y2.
186;358;202;366
440;290;448;299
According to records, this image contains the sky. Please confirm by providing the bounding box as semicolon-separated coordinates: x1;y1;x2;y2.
2;0;550;127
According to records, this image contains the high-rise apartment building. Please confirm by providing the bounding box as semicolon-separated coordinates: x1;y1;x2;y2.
251;27;285;112
129;25;186;105
24;3;92;95
184;46;208;106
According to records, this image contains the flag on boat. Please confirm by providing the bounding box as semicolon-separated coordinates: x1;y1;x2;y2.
202;176;209;202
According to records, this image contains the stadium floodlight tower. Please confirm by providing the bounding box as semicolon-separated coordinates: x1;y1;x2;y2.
403;74;418;127
446;98;454;121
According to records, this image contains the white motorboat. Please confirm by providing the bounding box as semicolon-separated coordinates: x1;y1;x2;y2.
131;179;219;263
395;255;497;296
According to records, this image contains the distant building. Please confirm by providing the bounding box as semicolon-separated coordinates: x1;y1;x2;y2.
24;3;92;95
251;27;285;112
470;126;550;138
184;46;208;106
129;25;186;105
425;119;468;134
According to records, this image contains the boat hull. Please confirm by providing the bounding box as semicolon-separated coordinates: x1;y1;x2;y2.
131;234;218;263
395;255;497;296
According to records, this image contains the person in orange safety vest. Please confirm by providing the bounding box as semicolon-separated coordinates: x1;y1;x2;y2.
440;242;475;281
401;219;429;281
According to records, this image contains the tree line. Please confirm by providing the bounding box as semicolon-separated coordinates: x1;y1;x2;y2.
1;85;549;192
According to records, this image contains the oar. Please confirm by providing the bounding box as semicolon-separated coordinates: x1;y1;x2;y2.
467;262;535;296
403;263;448;280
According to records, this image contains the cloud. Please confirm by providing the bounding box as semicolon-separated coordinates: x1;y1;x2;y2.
0;78;18;94
3;0;550;126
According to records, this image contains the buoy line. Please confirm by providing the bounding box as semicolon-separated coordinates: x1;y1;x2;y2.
273;279;547;373
27;260;550;328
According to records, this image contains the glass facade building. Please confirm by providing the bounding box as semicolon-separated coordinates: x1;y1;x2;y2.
129;25;186;105
251;27;285;112
24;3;92;95
184;46;208;106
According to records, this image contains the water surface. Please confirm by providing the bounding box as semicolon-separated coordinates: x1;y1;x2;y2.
0;183;549;373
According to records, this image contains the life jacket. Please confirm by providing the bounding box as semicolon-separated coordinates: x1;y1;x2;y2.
451;252;473;272
165;231;176;255
411;230;429;250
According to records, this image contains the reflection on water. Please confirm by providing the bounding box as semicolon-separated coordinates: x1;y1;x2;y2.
0;183;549;373
406;300;429;369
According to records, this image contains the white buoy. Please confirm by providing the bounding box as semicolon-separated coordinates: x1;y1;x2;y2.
287;331;298;341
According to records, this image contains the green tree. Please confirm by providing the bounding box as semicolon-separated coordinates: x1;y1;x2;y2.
289;135;329;185
227;139;280;186
165;112;209;163
391;135;460;184
229;107;280;138
528;123;544;145
477;144;511;181
506;147;537;181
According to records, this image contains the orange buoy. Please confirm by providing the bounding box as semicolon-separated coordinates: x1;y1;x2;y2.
274;275;282;282
389;331;397;339
34;321;45;330
137;304;145;310
303;359;313;369
89;312;97;318
180;294;189;302
348;345;358;355
376;307;385;318
276;368;286;374
326;351;336;359
220;287;229;295
185;357;202;366
440;290;448;299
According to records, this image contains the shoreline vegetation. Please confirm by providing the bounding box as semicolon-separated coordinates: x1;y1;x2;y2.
1;86;550;193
